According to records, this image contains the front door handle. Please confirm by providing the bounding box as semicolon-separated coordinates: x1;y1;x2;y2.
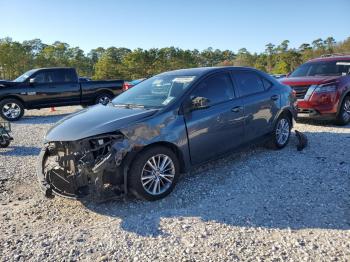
231;106;243;113
271;95;279;101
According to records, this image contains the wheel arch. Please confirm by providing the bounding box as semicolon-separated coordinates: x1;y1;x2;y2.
336;89;350;117
125;141;186;174
95;89;115;99
273;108;294;128
0;95;26;108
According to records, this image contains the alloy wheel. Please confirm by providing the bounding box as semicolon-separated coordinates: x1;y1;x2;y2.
98;96;111;105
2;103;21;119
276;118;290;146
141;154;175;196
342;99;350;122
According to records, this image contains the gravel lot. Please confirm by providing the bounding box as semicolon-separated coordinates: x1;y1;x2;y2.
0;106;349;261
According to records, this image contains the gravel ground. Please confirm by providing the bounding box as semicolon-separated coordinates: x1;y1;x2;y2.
0;106;349;261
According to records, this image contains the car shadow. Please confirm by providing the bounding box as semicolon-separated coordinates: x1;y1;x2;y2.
0;146;41;156
78;131;350;236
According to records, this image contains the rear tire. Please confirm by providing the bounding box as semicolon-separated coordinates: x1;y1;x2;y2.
0;98;24;121
95;93;113;105
128;146;180;201
268;114;291;149
335;96;350;126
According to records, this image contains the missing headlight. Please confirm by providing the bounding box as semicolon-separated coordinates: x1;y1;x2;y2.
42;133;125;199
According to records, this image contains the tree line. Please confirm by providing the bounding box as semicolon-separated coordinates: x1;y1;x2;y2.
0;36;349;80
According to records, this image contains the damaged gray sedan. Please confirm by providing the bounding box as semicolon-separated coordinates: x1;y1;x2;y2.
37;67;297;201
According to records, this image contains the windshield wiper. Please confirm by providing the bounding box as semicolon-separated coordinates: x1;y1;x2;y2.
313;73;341;76
113;103;145;109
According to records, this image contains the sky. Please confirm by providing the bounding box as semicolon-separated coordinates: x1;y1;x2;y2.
0;0;349;54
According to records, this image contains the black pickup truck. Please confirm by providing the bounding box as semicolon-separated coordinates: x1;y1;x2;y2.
0;67;125;121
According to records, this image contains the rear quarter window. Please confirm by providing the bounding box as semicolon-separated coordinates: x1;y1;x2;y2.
262;78;273;90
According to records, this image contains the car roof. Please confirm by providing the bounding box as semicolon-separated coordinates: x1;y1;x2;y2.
160;66;258;77
308;55;350;63
30;67;75;72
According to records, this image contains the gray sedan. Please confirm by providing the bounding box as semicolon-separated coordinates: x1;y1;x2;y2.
38;67;297;201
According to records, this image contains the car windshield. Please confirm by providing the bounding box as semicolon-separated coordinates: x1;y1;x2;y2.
112;74;196;108
13;69;37;82
130;79;144;85
290;61;350;77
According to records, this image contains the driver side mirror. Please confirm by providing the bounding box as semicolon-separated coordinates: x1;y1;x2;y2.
183;96;210;114
29;78;37;85
192;96;210;110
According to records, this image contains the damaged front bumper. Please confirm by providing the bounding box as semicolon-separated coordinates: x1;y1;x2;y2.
37;133;130;199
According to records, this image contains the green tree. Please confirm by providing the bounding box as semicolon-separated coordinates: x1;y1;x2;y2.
324;37;336;52
265;43;275;72
233;48;255;67
93;47;131;79
0;38;32;79
335;37;350;53
88;47;105;64
1;36;350;80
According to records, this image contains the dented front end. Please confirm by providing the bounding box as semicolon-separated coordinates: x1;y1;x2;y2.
37;133;129;199
36;104;190;200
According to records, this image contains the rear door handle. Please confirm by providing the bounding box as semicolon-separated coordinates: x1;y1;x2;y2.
231;106;243;113
271;95;279;101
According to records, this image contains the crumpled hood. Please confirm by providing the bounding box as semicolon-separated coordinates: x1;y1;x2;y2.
281;76;339;86
45;104;159;142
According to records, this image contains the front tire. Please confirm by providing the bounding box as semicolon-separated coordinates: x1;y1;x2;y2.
0;98;24;121
335;96;350;126
269;114;291;149
128;146;180;201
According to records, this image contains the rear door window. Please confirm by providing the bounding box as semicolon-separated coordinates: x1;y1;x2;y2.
63;69;76;82
233;71;265;97
191;72;234;105
51;69;76;83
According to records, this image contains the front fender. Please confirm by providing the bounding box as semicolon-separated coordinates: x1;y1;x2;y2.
0;95;27;108
273;106;297;128
118;111;191;171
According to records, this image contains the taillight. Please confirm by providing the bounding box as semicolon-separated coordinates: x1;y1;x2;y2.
122;82;132;91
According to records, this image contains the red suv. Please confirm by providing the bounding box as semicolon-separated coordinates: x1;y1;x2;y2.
281;55;350;125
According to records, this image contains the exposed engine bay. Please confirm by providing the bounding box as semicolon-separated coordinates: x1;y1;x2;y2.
39;133;129;199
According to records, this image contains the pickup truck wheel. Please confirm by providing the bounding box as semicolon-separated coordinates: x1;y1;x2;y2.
268;114;291;149
128;146;180;201
336;96;350;126
0;99;24;121
95;94;113;105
